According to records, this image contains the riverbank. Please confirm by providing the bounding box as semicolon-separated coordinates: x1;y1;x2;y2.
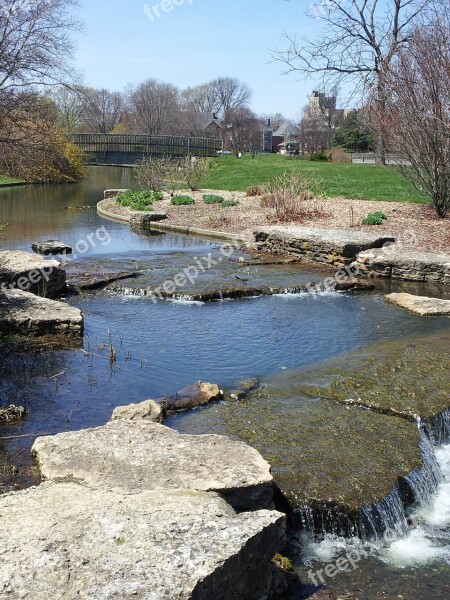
98;190;450;252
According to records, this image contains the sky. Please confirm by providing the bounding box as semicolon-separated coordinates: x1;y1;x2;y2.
73;0;329;120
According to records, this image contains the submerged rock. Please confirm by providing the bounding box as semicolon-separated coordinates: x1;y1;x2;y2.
0;289;83;336
32;240;72;256
32;420;275;511
110;399;163;423
292;332;450;425
0;482;286;600
385;292;450;316
254;227;395;267
0;404;27;424
160;381;223;412
0;249;66;297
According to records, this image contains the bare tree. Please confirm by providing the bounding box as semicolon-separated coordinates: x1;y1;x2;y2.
181;77;251;120
81;88;124;134
226;107;260;155
276;0;437;164
0;0;81;91
46;85;87;133
128;79;180;135
181;82;218;114
374;16;450;217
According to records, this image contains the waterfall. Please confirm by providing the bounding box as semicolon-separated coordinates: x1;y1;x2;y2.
294;430;444;541
431;408;450;445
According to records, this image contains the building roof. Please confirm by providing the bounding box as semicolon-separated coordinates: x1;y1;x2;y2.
273;122;301;138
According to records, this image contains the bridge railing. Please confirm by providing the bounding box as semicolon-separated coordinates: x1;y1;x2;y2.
70;133;223;158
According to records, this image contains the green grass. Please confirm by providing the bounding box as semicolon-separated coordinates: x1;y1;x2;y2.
204;153;428;204
0;176;24;186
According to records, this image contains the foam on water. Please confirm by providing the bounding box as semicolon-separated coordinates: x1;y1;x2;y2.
381;444;450;567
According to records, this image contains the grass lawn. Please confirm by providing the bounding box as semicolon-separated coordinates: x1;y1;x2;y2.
204;153;428;204
0;176;25;186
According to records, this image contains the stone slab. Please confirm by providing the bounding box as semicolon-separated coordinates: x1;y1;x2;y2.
32;240;72;255
352;246;450;284
0;482;286;600
385;292;450;316
110;399;163;423
0;249;66;297
254;226;395;266
32;420;274;510
0;289;83;336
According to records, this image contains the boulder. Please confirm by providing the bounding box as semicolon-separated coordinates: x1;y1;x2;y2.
160;381;223;412
351;246;450;284
110;399;163;423
103;188;129;199
32;240;72;256
0;482;286;600
130;212;168;229
254;227;395;266
0;289;83;336
385;292;450;316
32;420;274;510
0;249;66;297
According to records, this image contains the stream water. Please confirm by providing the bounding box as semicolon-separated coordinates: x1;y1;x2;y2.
1;167;449;599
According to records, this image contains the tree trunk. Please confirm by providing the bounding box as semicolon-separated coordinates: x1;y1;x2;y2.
375;74;387;166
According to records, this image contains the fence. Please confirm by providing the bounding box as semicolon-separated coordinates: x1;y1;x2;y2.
70;133;223;164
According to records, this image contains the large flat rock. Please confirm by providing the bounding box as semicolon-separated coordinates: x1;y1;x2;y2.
254;226;395;266
352;246;450;283
0;249;66;297
0;289;83;336
385;292;450;315
0;482;286;600
32;420;274;510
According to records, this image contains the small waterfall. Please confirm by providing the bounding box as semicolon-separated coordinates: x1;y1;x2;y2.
294;431;444;542
360;485;409;541
430;408;450;445
402;431;444;509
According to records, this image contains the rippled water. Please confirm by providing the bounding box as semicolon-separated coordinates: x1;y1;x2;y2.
1;167;450;599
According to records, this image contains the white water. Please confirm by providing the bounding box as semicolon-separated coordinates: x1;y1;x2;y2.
297;443;450;570
381;443;450;567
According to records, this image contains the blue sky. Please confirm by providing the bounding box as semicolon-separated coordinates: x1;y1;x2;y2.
73;0;327;119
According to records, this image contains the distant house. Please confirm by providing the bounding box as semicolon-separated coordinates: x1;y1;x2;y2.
259;119;273;152
273;121;301;153
185;112;223;138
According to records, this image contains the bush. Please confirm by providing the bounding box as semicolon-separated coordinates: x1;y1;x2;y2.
246;185;264;197
117;190;158;211
327;147;351;163
134;157;167;192
203;194;225;204
184;157;210;191
309;151;330;162
362;211;387;225
263;172;319;222
220;199;240;207
171;195;195;205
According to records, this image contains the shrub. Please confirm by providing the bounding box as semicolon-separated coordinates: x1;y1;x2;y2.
246;185;264;197
203;194;225;204
309;151;329;162
117;190;158;211
328;147;351;163
134;157;167;192
362;211;387;225
220;199;240;207
263;172;320;222
171;195;195;205
184;157;210;191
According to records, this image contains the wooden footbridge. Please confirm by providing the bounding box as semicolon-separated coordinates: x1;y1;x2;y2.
70;134;223;165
